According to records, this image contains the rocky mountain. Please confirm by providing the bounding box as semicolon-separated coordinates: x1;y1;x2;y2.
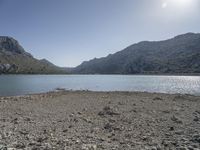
0;36;66;74
73;33;200;74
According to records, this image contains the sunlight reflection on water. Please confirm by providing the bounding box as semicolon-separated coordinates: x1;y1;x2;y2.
0;75;200;96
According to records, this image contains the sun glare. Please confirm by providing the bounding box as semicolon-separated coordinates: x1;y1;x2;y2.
162;0;195;9
162;2;168;8
173;0;191;6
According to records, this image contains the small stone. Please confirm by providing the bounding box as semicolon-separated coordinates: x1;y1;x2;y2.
188;146;194;150
36;137;47;143
77;112;82;115
169;126;174;131
177;147;187;150
0;134;3;140
162;110;170;113
104;123;113;132
118;102;124;105
19;130;29;135
195;110;200;114
0;144;7;150
165;133;171;136
171;115;183;124
24;117;31;122
76;139;81;144
11;118;18;124
191;134;200;143
191;143;199;148
142;136;148;141
193;116;199;122
28;142;37;146
82;144;97;150
98;106;119;116
151;146;157;150
30;146;40;150
7;148;16;150
153;97;163;101
162;139;169;147
175;130;184;135
12;142;25;149
63;129;68;133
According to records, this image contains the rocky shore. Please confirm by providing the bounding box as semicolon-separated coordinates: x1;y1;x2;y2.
0;91;200;150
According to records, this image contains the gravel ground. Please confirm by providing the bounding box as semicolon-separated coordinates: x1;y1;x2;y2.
0;91;200;150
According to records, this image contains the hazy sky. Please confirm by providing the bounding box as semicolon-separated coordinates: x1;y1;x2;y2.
0;0;200;67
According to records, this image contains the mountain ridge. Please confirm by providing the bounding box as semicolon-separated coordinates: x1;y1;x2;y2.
1;33;200;75
73;33;200;74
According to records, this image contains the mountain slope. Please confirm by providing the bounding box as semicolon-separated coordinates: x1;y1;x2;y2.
73;33;200;74
0;36;65;74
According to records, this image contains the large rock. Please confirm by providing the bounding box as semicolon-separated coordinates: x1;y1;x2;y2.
0;64;18;73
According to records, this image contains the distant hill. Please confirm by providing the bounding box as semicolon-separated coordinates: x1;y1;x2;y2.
73;33;200;74
0;36;66;74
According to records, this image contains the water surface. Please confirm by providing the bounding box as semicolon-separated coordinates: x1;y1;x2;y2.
0;75;200;96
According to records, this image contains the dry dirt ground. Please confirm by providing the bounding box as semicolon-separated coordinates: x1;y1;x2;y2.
0;91;200;150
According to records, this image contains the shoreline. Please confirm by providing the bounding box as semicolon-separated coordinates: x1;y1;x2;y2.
1;74;200;77
0;89;199;98
0;91;199;149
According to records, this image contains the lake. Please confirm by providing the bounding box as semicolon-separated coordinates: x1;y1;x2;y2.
0;75;200;96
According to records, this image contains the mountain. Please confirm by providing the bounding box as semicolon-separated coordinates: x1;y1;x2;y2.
73;33;200;74
0;36;66;74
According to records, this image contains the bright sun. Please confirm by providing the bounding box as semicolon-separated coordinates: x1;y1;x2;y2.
173;0;191;6
162;0;193;9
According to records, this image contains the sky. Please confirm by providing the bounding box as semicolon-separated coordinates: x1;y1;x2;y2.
0;0;200;67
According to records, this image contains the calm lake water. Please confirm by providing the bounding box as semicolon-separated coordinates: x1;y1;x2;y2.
0;75;200;96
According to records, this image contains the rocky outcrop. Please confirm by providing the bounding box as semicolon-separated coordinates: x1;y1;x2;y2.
0;36;66;74
0;64;18;73
0;36;31;56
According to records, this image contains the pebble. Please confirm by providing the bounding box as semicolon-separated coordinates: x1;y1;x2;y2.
191;134;200;143
171;115;183;124
175;130;184;135
0;145;7;150
11;142;25;149
82;144;97;150
193;116;199;122
0;92;200;150
98;106;120;116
